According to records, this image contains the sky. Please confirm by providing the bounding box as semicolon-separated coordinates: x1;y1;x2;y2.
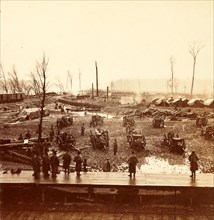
1;1;213;92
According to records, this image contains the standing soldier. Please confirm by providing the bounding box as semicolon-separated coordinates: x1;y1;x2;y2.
189;151;199;178
113;139;118;156
32;151;40;179
25;130;31;139
73;151;83;176
128;151;138;178
81;124;85;136
83;158;88;172
42;151;50;177
103;159;111;172
62;149;72;174
50;150;59;178
18;133;24;141
56;128;60;144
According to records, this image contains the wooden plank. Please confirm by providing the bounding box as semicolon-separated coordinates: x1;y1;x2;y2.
0;171;213;188
0;142;35;149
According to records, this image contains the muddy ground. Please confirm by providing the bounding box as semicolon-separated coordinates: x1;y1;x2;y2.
0;94;213;174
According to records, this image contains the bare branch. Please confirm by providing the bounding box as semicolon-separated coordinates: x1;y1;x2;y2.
189;42;204;98
0;64;9;93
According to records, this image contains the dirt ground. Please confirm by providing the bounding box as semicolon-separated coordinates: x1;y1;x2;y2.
0;94;213;174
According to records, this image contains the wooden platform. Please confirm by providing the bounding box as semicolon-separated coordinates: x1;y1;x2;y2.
0;171;213;188
0;171;213;207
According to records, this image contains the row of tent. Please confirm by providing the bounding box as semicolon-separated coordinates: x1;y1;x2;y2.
151;98;214;108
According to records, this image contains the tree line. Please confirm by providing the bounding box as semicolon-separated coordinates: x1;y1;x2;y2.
0;55;49;96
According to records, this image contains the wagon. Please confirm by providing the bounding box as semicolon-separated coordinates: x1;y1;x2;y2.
127;129;146;151
152;117;164;128
90;129;109;150
162;132;186;154
196;116;208;127
56;115;73;129
90;115;104;127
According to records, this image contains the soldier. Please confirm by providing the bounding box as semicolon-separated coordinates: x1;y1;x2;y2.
113;139;118;156
25;130;31;139
50;150;59;178
18;133;24;141
83;158;88;172
32;151;40;179
73;151;83;176
42;151;50;177
103;159;111;172
128;151;138;178
81;123;85;136
189;151;199;178
62;149;72;174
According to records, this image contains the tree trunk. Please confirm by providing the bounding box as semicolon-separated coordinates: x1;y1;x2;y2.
38;71;46;154
190;58;196;98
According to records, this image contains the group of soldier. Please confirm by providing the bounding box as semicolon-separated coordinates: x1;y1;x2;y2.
18;130;31;141
32;149;85;179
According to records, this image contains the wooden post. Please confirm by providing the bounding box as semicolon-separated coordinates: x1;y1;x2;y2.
95;61;99;97
92;83;94;99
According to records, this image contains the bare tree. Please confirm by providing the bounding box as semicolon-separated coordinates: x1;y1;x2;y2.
8;66;22;93
31;54;49;154
170;56;175;95
0;64;9;93
20;80;32;95
189;42;203;98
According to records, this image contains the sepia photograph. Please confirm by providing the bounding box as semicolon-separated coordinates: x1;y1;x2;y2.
0;1;213;219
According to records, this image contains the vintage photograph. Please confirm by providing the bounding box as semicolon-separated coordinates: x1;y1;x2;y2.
0;1;213;219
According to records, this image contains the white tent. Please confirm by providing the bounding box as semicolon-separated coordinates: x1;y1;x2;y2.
204;99;214;108
187;99;204;107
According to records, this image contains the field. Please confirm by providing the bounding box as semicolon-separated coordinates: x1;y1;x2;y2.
0;94;213;174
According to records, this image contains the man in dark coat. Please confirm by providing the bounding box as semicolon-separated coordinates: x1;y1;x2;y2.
42;152;50;177
103;159;111;172
189;151;199;178
50;150;59;178
73;151;83;176
18;133;24;141
128;151;138;178
113;139;118;156
83;158;88;172
25;130;31;139
32;152;40;179
62;149;72;174
81;124;85;136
